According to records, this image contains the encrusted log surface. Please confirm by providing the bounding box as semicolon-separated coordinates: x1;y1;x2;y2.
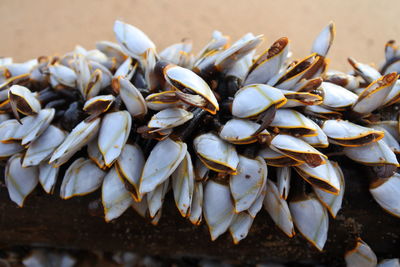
0;159;399;266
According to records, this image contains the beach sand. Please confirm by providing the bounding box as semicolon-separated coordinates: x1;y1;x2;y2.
0;0;399;70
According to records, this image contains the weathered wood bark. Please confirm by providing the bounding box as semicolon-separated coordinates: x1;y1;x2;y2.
0;159;399;265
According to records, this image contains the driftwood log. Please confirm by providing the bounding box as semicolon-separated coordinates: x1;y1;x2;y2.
0;158;399;265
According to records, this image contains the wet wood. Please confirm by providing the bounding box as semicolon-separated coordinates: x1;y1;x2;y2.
0;159;399;265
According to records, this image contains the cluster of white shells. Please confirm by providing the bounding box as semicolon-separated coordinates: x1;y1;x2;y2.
1;20;400;257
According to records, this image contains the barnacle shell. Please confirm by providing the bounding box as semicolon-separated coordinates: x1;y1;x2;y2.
147;179;169;218
96;40;127;64
48;64;77;88
50;117;100;167
258;147;301;167
229;212;254;244
139;138;187;195
38;162;59;194
115;143;145;201
313;161;345;217
5;154;39;207
219;118;269;144
319;82;358;110
98;111;132;166
270;109;318;137
164;65;219;114
295;160;341;194
194;133;239;174
230;155;267;213
352;73;399;115
8;85;41;118
244;37;289;85
83;94;115;115
148;108;193;132
272;53;321;90
23;125;65;167
172;151;195;217
343;139;399;167
60;158;106;199
348;57;381;83
322;119;384;147
277;166;291;200
271;134;327;167
263;180;295;237
113;57;136;82
189;181;203;225
102;167;133;222
345;239;377;267
15;108;55;145
231;84;286;118
370;173;400;218
203;180;235;241
311;22;335;57
215;33;263;72
116;77;148;117
113;20;156;59
289;194;329;251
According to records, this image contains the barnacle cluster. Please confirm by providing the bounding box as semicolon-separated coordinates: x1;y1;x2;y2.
1;20;400;257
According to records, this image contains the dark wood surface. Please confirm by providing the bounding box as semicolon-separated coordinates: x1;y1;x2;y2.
0;159;399;265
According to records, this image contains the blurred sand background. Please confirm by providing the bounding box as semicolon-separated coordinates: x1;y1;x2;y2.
0;0;399;70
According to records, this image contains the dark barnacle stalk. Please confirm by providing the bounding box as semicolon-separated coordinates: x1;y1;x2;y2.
174;108;207;142
215;74;241;100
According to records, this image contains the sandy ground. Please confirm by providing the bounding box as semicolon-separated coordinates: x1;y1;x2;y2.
0;0;399;70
